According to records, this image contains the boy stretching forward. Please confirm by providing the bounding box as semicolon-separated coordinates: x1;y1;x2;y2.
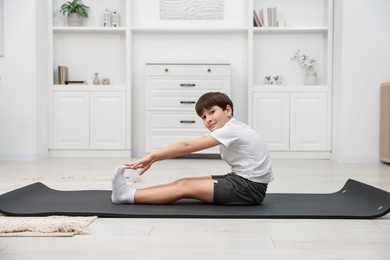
112;92;273;205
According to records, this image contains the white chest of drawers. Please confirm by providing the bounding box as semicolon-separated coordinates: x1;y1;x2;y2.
145;62;231;154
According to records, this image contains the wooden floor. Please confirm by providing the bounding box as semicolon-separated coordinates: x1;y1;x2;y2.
0;157;390;259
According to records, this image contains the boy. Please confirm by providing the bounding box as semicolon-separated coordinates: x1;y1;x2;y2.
111;92;273;205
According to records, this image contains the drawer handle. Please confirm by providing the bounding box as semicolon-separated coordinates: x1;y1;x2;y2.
180;101;196;104
180;83;196;87
164;68;169;72
207;68;211;73
180;120;196;124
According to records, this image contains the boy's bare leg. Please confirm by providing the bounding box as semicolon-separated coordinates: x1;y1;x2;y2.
135;178;214;204
139;176;212;191
112;165;214;204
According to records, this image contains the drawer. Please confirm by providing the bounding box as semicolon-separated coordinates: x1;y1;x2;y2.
147;78;228;92
145;64;230;76
146;93;201;110
145;132;219;154
146;112;205;130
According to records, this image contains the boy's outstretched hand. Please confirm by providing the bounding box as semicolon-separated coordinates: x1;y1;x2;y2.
125;154;154;175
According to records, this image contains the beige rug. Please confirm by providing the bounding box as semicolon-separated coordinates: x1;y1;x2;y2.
0;215;97;237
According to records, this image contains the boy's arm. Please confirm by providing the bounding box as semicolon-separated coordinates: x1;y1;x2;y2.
126;135;220;175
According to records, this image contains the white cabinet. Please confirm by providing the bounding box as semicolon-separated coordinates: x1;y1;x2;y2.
290;92;329;150
90;92;126;149
52;92;90;149
50;88;127;150
249;87;331;152
145;63;231;154
251;92;290;150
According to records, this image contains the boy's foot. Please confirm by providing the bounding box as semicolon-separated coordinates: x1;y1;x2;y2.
111;165;136;204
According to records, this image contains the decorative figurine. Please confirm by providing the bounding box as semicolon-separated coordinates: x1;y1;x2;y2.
102;78;110;85
103;8;111;27
264;75;271;85
111;10;120;27
274;75;284;85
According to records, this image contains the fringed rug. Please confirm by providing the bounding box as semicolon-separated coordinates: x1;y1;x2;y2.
0;215;97;237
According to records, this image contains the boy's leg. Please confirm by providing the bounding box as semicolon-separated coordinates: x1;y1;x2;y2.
111;165;214;204
135;177;213;204
139;176;212;191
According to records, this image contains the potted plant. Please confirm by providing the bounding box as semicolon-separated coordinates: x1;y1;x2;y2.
291;49;317;85
60;0;90;26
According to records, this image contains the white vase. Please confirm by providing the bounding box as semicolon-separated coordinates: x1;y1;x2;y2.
304;69;317;85
67;13;83;26
93;73;100;85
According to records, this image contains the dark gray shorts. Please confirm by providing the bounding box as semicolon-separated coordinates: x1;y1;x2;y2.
212;173;268;205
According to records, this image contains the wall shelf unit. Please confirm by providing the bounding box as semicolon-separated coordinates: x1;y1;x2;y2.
248;0;333;158
48;0;131;157
47;0;333;158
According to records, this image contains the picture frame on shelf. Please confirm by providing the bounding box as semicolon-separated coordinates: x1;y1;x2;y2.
160;0;224;20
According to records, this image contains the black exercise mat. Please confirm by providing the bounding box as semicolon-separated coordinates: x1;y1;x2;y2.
0;179;389;219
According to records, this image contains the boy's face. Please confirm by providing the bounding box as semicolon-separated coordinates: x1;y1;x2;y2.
200;105;232;132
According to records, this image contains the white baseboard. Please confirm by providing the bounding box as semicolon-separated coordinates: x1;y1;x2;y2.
330;154;381;163
49;150;132;158
0;152;50;161
269;151;332;160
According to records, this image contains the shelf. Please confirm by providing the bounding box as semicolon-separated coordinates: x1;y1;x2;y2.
53;26;126;33
131;26;248;33
253;27;328;34
52;85;128;91
251;85;330;92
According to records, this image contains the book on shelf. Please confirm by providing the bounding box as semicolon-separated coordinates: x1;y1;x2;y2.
255;7;277;27
271;7;277;26
58;66;68;85
253;10;263;27
65;80;87;85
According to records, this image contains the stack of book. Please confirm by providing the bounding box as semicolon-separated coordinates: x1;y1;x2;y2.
253;7;277;27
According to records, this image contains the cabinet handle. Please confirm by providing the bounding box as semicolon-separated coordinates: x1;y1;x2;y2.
180;120;196;124
164;68;169;72
180;101;196;104
207;68;211;73
180;83;196;87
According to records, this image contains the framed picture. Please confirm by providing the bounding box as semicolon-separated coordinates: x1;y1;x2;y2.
160;0;223;20
0;0;3;57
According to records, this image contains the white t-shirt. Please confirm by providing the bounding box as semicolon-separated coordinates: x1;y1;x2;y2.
209;118;274;184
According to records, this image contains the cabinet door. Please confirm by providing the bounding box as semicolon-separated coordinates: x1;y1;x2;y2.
290;92;329;150
52;92;90;149
90;92;126;149
252;92;290;150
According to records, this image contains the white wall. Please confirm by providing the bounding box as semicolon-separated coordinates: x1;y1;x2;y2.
0;0;48;160
130;0;248;156
332;0;390;162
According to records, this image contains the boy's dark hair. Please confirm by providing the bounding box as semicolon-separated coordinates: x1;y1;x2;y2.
195;92;234;117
